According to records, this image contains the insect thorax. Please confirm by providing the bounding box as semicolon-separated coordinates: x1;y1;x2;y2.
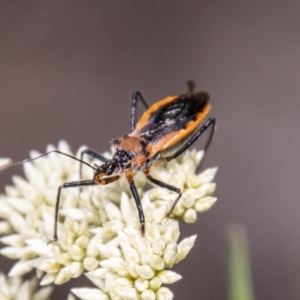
112;135;152;170
113;149;135;167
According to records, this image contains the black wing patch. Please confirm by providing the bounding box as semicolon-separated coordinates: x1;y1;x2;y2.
137;92;209;144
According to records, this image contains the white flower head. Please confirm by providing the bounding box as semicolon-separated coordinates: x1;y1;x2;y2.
0;271;53;300
72;220;196;300
0;141;217;299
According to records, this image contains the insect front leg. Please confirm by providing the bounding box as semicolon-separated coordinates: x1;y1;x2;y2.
165;117;216;162
79;149;108;181
50;179;97;243
126;173;145;236
144;170;181;217
130;91;149;131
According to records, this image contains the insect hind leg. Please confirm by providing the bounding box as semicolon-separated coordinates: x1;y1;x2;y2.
165;117;216;162
130;91;149;131
195;116;216;171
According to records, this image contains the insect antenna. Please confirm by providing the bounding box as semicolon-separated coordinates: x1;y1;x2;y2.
0;149;97;173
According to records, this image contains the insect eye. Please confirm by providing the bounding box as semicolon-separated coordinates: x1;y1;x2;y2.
106;161;118;175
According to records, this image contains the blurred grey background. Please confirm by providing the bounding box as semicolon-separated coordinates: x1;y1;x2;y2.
0;1;300;299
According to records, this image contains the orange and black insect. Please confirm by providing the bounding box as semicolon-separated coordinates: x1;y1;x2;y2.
1;81;216;240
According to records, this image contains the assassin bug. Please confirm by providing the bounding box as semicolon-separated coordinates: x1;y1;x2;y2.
1;81;216;240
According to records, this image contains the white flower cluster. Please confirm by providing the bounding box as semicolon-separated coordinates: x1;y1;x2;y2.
0;271;53;300
0;141;217;299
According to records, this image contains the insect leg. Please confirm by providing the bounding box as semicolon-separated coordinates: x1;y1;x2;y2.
79;149;108;180
165;117;216;162
50;179;97;243
126;174;145;236
195;116;216;171
80;149;108;164
130;91;149;131
145;172;181;216
203;117;216;153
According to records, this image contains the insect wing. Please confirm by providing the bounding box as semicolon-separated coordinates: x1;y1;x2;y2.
132;93;211;154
